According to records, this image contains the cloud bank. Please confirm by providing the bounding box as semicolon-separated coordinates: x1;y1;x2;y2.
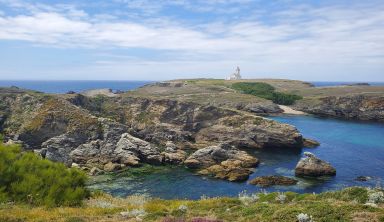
0;0;383;80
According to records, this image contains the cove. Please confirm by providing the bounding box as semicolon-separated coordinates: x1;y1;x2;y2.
88;115;384;199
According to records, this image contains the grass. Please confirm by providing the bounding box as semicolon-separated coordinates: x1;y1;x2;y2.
0;187;383;221
231;82;303;105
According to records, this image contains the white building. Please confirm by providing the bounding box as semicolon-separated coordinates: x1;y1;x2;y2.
226;66;242;80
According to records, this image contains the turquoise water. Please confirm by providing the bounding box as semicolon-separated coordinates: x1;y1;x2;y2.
89;115;384;199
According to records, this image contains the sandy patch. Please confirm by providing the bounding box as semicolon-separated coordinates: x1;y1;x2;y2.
278;105;306;115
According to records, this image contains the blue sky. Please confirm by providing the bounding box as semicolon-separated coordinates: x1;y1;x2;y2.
0;0;383;81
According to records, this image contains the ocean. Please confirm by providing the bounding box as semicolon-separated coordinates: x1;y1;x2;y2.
0;80;154;94
0;80;383;94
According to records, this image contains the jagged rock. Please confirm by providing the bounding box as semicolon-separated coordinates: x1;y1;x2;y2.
42;134;82;166
249;175;298;187
303;138;320;148
89;167;103;176
70;140;102;164
243;103;283;114
295;152;336;177
116;133;163;165
184;144;259;169
103;162;122;172
162;141;187;164
294;95;384;121
163;150;187;164
199;159;254;182
185;144;258;181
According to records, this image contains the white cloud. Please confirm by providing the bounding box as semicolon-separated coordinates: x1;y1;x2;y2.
0;0;383;80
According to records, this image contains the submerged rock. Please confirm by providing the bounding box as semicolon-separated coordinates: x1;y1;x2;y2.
248;175;298;187
355;176;371;181
295;152;336;177
303;138;320;148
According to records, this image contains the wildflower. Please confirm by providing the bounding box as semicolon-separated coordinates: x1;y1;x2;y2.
367;190;384;204
275;192;286;203
178;204;188;212
297;213;314;222
238;190;259;205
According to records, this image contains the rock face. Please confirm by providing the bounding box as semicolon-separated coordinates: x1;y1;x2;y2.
249;176;298;187
295;152;336;177
185;144;259;181
0;86;306;182
294;95;384;122
71;96;304;150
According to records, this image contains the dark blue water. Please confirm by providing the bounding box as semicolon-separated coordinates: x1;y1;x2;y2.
311;81;384;87
89;115;384;199
0;80;153;94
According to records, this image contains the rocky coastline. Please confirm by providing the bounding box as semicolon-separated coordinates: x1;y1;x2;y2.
0;78;382;183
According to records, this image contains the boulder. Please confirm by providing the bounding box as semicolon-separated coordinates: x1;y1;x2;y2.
89;167;103;176
249;175;298;187
184;144;258;169
355;176;371;182
162;141;187;164
185;144;259;181
103;162;122;172
303;138;320;148
295;152;336;177
116;133;163;165
199;159;253;182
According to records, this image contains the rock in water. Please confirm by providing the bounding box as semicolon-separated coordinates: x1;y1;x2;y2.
249;175;298;187
295;152;336;177
184;144;259;181
103;162;122;172
303;138;320;148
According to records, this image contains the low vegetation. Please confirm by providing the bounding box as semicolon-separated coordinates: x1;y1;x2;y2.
231;82;303;105
0;143;89;207
0;187;383;221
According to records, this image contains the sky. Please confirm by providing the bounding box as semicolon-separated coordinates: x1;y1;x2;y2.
0;0;383;81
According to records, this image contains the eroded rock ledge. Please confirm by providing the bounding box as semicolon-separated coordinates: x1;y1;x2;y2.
0;89;305;182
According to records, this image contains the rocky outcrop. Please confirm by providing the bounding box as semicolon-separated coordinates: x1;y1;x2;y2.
0;87;307;183
295;152;336;177
294;95;384;122
162;141;187;164
70;96;304;149
249;175;298;187
303;138;320;148
241;102;283;115
185;144;259;181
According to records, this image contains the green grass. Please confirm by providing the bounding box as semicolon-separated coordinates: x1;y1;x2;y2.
0;187;383;221
231;82;303;105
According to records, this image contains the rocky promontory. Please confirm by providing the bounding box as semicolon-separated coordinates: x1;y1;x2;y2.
0;85;304;181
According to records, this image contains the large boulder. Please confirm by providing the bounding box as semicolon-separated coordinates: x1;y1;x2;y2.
295;152;336;177
162;141;187;164
184;143;258;169
116;133;163;165
198;159;254;182
184;144;259;181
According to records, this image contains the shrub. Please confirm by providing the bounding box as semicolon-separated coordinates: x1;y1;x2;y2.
231;82;302;105
0;143;89;206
